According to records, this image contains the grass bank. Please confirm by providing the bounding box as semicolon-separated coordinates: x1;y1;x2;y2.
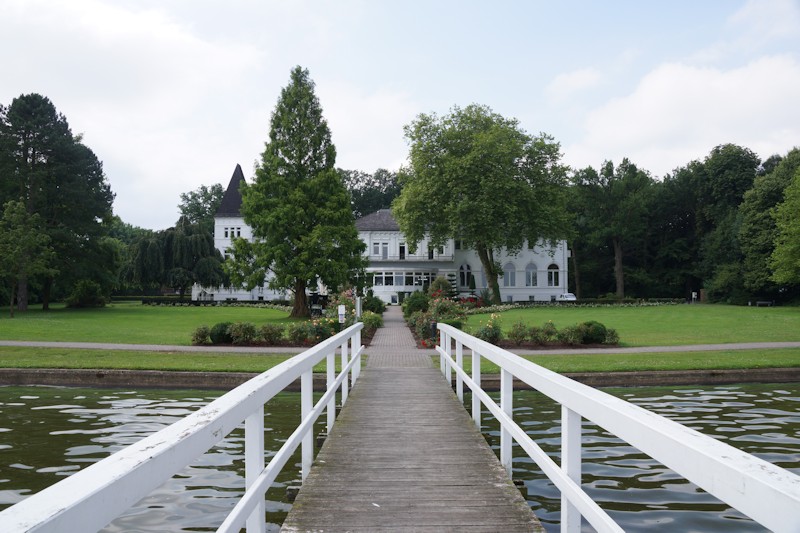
0;302;293;345
466;304;800;346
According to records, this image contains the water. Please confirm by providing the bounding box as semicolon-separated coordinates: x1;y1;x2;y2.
0;387;308;532
0;383;798;532
480;383;800;532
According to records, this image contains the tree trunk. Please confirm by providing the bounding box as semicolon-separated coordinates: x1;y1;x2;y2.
476;245;502;305
571;243;582;299
9;282;17;318
291;279;309;318
16;275;28;311
613;237;625;299
42;277;52;311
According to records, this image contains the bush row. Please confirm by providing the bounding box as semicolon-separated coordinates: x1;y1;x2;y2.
192;311;383;346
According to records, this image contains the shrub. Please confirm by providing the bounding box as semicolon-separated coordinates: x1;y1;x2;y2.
191;325;211;345
578;320;608;344
413;311;436;342
528;326;548;345
428;296;465;322
402;290;429;318
474;314;502;344
440;318;463;331
287;322;313;345
428;276;454;298
541;320;558;342
309;317;338;341
209;322;233;344
66;280;107;308
361;310;383;334
260;323;285;345
557;325;583;346
229;322;258;345
362;295;386;314
604;328;620;345
509;321;529;346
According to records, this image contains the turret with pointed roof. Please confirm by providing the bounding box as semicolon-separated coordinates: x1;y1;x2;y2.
216;164;246;217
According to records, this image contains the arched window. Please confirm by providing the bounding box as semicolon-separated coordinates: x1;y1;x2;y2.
547;264;560;287
459;264;472;287
503;262;516;287
525;263;538;287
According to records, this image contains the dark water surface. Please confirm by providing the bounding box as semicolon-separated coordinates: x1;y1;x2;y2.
0;383;798;532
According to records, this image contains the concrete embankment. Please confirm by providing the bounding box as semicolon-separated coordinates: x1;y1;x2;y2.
1;367;798;391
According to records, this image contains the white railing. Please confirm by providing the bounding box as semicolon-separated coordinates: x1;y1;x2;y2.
435;324;800;533
0;323;364;533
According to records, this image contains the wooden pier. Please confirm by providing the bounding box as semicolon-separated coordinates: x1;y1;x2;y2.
282;308;542;532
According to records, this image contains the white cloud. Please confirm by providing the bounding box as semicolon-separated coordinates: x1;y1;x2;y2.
564;55;800;176
545;68;602;103
318;81;418;173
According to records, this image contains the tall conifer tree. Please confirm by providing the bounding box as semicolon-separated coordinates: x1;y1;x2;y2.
232;66;365;317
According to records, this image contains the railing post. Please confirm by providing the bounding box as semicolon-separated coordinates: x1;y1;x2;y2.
561;406;582;533
341;340;349;404
455;340;463;401
500;368;513;478
245;406;265;533
352;328;361;384
439;326;446;375
301;369;313;481
326;351;335;433
471;348;481;429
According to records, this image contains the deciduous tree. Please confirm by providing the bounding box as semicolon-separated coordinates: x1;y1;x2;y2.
0;200;55;317
770;168;800;287
179;183;224;233
393;104;569;304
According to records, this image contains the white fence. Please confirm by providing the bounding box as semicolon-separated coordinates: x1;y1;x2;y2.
435;323;800;533
0;323;363;533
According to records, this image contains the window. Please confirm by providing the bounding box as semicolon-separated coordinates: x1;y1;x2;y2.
454;240;462;250
381;242;389;260
428;246;434;260
236;227;241;237
459;264;472;287
548;264;560;287
399;243;406;260
224;227;229;238
525;263;538;287
372;242;380;256
503;262;516;287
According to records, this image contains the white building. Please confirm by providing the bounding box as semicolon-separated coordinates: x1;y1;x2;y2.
356;209;570;305
194;166;570;304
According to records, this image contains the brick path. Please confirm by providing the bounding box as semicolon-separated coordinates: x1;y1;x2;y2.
366;305;433;368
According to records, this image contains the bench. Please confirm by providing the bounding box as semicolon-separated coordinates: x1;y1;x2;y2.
755;300;773;307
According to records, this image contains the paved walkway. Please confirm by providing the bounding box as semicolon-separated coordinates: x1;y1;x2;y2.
282;305;542;532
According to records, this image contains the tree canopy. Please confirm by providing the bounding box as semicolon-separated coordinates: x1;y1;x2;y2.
0;200;55;317
0;93;115;309
179;183;225;233
770;168;800;286
340;168;401;219
393;104;569;304
230;66;366;317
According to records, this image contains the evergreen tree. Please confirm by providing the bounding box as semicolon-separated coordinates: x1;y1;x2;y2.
0;94;114;309
231;66;366;317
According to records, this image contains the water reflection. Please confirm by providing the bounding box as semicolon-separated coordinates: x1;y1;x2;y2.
480;383;800;532
0;387;307;532
0;383;798;532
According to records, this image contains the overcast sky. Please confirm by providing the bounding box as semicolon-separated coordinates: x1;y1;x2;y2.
2;0;799;230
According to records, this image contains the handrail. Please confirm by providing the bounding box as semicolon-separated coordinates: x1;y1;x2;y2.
435;323;800;533
0;323;364;533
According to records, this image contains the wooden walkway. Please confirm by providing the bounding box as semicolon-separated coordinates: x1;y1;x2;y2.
281;307;542;532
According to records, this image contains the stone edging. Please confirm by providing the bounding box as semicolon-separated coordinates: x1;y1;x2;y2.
0;367;798;391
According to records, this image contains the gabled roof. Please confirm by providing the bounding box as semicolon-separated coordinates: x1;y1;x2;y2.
216;164;246;217
355;209;400;231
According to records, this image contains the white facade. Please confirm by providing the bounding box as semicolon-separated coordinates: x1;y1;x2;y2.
356;210;570;305
193;168;570;304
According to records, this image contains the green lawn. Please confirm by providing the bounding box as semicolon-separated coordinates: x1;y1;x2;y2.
453;348;800;374
0;302;294;345
466;304;800;346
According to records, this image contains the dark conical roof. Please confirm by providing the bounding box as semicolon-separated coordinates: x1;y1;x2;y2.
216;164;246;217
355;209;400;231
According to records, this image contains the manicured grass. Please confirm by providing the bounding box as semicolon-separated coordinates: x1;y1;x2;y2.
457;348;800;374
0;347;350;373
0;302;294;345
466;304;800;346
